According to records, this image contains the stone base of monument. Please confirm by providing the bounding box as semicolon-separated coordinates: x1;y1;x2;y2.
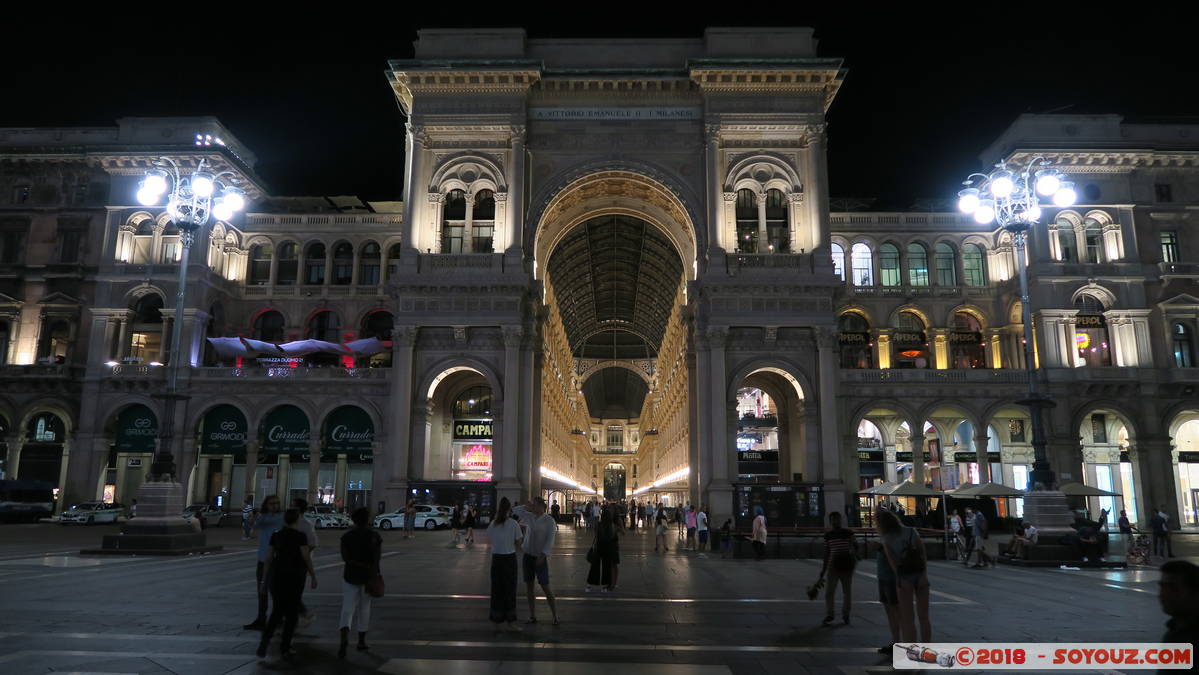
83;482;222;556
995;489;1124;568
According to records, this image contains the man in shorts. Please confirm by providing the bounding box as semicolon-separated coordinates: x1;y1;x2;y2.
513;497;560;625
696;506;710;558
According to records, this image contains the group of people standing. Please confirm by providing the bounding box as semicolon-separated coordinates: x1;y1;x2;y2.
241;496;382;661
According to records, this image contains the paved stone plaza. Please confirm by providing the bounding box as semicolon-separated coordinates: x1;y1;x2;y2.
0;522;1176;674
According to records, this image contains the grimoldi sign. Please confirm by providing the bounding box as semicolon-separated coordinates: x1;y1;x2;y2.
260;405;310;454
531;107;702;121
115;405;157;453
201;404;247;454
454;419;493;441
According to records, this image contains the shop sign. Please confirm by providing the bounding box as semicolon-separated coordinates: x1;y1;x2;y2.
955;452;1002;463
892;331;925;346
838;332;870;345
29;414;64;443
458;444;493;472
739;450;779;463
324;406;374;453
453;420;493;440
949;331;983;344
1179;452;1199;464
201;405;247;454
260;405;310;454
115;405;158;453
1076;314;1105;328
895;451;932;462
858;449;884;462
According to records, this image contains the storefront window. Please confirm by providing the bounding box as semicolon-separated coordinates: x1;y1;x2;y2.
838;312;872;369
892;311;929;369
830;243;845;280
1174;323;1194;368
452;386;493;481
851;243;874;286
950;312;987;369
907;243;929;286
735;189;758;253
880;243;900;286
735;387;779;482
1073;295;1111;367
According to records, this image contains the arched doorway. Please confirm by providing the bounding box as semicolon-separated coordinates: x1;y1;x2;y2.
323;405;375;510
258;404;312;505
1078;408;1137;522
20;412;68;508
106;404;158;505
197;404;248;510
603;462;627;501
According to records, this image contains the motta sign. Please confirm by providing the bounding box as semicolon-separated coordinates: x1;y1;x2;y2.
454;420;493;440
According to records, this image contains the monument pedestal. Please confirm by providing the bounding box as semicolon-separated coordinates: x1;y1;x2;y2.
998;490;1124;567
84;481;221;555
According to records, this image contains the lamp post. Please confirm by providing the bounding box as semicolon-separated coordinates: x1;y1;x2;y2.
137;157;247;480
958;158;1080;536
95;158;246;554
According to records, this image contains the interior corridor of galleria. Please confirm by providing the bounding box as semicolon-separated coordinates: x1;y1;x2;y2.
3;27;1199;532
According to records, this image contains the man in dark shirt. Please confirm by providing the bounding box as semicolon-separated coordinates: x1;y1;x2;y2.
1159;560;1199;673
819;511;857;626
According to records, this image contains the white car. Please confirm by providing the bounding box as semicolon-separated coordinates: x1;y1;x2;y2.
181;504;226;527
60;501;124;525
373;505;450;531
303;512;343;529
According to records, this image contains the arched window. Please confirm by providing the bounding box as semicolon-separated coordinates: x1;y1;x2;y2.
332;242;353;285
454;385;493;417
1174;322;1194;368
934;242;957;286
276;242;298;286
304;242;326;285
307;310;340;341
907;243;929;286
1084;217;1104;263
360;310;393;367
249;244;272;285
442;189;466;253
1055;218;1077;262
830;243;845;280
159;223;181;264
37;319;72;364
892;311;929;369
963;244;986;286
386;243;401;281
838;312;872;369
851;242;874;286
472;189;495;253
359;242;381;285
879;243;901;287
127;294;164;363
950;311;987;369
735;188;758;253
764;188;788;252
1073;294;1111;367
253;311;285;342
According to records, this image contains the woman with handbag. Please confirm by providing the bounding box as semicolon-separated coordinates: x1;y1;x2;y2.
877;507;931;644
487;497;524;632
338;507;382;658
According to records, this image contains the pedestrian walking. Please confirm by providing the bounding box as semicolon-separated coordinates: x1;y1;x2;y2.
685;505;698;551
947;509;963;560
751;506;768;560
628;499;637;531
1118;509;1135;554
291;498;318;626
338;507;381;658
242;497;255;540
696;505;709;558
961;507;977;566
255;509;318;661
487;497;523;632
513;497;560;625
969;509;993;568
676;505;686;539
654;503;670;553
637;503;646;529
873;507;902;654
881;507;931;642
464;505;476;546
450;504;463;547
403;499;417;539
1159;560;1199;649
243;495;283;630
819;511;857;626
586;506;620;592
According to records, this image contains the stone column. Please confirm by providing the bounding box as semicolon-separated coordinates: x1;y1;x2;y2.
704;124;723;253
909;429;925;487
178;435;199;502
704;327;733;516
243;441;259;505
220;456;233;510
974;432;992;483
4;432;20;480
335;455;348;509
756;190;769;253
931;328;949;369
307;441;320;505
384;328;415;511
462;195;474;254
116;316;131;361
157;317;173;364
195;456;210;504
817;328;846;516
401;122;425;256
497;327;523;503
801;125;829;251
277;455;290;501
1137;436;1178;529
506;125;526;257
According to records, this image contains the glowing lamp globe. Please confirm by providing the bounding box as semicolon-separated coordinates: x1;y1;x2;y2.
212;201;234;222
191;172;215;197
973;203;996;225
221;188;246;212
990;173;1014;198
1024;205;1042;222
136;187;159;206
144;170;168;195
957;188;980;214
1053;183;1077;207
1035;172;1061;197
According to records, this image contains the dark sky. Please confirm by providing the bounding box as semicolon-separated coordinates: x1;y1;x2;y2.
4;9;1194;209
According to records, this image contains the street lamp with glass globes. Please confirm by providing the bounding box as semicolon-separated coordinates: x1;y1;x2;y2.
956;158;1079;533
134;157;247;484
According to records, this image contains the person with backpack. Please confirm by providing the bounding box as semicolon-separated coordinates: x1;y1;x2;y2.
969;509;993;569
719;518;733;558
877;507;931;644
819;511;857;626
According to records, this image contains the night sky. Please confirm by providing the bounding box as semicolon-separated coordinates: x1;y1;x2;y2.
3;9;1194;209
